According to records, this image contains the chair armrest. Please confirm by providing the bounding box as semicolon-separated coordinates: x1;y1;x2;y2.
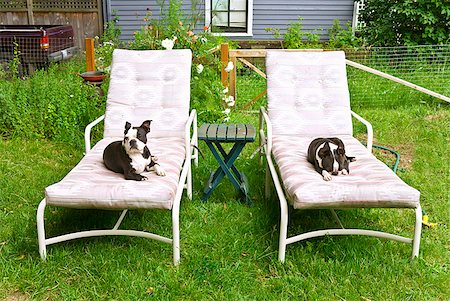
84;115;105;154
259;107;273;155
351;111;373;152
185;109;198;164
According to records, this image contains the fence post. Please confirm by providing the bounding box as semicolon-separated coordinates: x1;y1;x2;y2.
26;0;34;25
85;38;95;71
220;43;229;87
229;57;236;100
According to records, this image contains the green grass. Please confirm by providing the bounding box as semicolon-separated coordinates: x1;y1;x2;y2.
1;96;449;299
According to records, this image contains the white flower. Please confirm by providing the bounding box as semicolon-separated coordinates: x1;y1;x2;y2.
225;95;235;107
200;37;207;44
196;64;204;74
227;100;235;107
161;38;174;50
224;117;230;122
69;94;74;98
222;87;229;94
222;108;231;115
225;95;234;103
225;61;234;73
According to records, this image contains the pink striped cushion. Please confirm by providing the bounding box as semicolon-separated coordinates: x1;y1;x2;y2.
266;51;353;137
45;137;185;210
271;135;420;209
104;49;192;139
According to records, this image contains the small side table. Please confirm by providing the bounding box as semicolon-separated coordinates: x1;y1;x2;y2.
198;123;255;205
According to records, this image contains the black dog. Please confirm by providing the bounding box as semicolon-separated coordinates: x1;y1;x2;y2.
103;120;165;181
307;137;355;181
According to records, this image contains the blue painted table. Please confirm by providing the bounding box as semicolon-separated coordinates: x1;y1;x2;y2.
198;123;255;205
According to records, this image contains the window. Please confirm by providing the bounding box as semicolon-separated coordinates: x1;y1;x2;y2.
205;0;253;36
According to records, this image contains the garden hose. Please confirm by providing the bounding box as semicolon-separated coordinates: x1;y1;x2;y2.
372;144;400;173
371;144;437;228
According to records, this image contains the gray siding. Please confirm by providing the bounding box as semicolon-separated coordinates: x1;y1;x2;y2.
106;0;354;42
252;0;354;40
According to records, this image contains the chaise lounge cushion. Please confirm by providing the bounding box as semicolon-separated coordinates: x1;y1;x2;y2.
45;137;185;210
271;135;420;209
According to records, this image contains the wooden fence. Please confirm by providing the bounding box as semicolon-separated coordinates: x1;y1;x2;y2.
0;0;103;50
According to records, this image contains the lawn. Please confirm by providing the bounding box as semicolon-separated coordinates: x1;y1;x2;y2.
1;97;449;300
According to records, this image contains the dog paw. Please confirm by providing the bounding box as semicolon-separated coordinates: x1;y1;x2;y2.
140;175;148;181
154;164;166;176
340;169;348;175
151;156;159;162
322;170;332;181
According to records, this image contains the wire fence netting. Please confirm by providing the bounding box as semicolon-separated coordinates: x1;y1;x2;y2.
236;44;449;109
345;44;449;107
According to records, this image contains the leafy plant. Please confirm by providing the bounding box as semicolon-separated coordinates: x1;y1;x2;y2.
359;0;450;46
94;14;122;73
266;17;321;49
327;19;364;49
0;59;104;146
7;40;22;78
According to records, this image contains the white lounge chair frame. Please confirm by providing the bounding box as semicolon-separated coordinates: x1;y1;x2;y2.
37;49;198;265
37;111;197;265
259;51;422;262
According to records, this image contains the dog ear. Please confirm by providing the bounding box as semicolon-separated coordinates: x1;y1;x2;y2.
141;120;152;133
124;121;131;134
318;143;331;158
337;147;345;156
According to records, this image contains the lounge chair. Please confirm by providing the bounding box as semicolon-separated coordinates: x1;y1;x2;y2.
259;50;422;262
37;49;197;265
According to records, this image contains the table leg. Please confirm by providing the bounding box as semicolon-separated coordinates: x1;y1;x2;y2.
202;142;248;201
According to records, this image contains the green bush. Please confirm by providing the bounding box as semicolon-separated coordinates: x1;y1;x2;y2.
266;17;322;49
0;59;105;146
327;20;364;49
359;0;450;46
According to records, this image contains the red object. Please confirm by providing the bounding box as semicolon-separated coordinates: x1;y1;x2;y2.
79;71;106;82
40;30;49;49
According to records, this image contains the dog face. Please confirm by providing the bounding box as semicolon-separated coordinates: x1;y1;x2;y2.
122;120;151;155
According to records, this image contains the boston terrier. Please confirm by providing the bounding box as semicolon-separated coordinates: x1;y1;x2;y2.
103;120;165;181
307;137;355;181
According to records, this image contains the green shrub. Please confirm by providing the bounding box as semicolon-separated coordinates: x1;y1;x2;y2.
327;20;364;49
359;0;450;46
266;17;322;49
0;59;105;146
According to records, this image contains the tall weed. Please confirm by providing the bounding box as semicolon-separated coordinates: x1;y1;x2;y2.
0;59;105;146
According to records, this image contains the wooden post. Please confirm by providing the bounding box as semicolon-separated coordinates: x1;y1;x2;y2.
26;0;34;25
220;43;229;87
96;0;104;38
85;38;95;71
229;57;237;100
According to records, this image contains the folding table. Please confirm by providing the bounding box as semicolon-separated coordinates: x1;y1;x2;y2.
198;123;255;205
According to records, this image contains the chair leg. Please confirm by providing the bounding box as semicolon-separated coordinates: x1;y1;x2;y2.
172;205;180;266
265;165;271;200
186;159;192;200
37;199;47;260
412;205;422;258
278;201;289;263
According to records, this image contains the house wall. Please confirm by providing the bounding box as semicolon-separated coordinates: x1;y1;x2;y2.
106;0;354;42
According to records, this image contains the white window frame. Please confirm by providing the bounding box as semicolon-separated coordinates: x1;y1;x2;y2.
205;0;253;37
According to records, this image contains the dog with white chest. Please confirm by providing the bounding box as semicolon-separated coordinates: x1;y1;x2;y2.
307;137;355;181
103;120;165;181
